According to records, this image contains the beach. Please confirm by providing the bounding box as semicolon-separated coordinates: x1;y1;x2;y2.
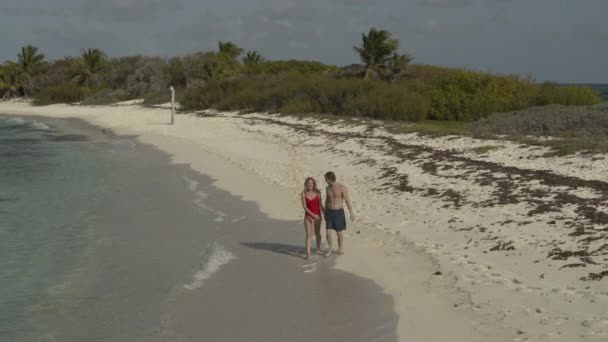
2;101;607;341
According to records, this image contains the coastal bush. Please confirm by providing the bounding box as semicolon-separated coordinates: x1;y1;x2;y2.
248;60;334;76
102;56;143;89
4;37;601;122
165;57;188;88
142;88;185;105
591;102;608;113
72;49;108;87
181;75;428;121
425;70;538;121
80;88;132;105
33;84;93;105
473;105;608;137
33;58;74;89
0;63;21;98
345;83;428;121
182;68;604;122
536;82;602;106
124;57;169;97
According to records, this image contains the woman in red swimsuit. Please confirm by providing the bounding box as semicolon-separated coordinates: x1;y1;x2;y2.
301;177;324;259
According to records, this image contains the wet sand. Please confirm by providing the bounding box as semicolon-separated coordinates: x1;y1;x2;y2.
6;115;397;341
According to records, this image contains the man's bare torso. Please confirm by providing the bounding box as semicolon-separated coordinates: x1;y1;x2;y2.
326;183;346;210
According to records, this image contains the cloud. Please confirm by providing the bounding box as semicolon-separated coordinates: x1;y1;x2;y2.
417;0;472;8
0;0;606;82
1;0;184;22
0;2;75;17
82;0;184;22
489;12;509;25
577;16;608;43
332;0;379;5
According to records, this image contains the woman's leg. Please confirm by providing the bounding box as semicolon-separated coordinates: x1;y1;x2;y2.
314;219;323;254
304;217;313;259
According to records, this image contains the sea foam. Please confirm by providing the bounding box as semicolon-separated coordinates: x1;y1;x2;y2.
184;243;236;290
30;121;51;130
183;176;227;222
4;118;51;130
6;117;26;125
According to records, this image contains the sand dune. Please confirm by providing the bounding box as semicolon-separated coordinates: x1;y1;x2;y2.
2;101;606;341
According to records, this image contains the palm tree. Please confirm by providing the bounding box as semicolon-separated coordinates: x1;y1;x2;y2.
218;41;243;60
201;61;229;82
0;63;22;99
353;28;399;79
243;50;264;65
388;53;414;69
386;53;414;81
73;48;108;87
8;45;47;96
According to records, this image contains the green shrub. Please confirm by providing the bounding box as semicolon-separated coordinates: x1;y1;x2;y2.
181;75;428;121
425;70;538;121
249;60;334;76
143;88;184;105
80;88;132;105
183;68;602;122
420;69;601;121
346;83;428;121
33;84;93;105
536;82;602;106
473;105;608;137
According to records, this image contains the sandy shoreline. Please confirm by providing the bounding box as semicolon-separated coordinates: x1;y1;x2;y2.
2;101;607;341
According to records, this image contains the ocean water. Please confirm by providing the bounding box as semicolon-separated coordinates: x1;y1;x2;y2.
0;116;108;341
0;115;222;341
0;115;397;342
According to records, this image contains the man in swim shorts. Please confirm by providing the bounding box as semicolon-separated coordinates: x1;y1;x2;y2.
324;171;355;256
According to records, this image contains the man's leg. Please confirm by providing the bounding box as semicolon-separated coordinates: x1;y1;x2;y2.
325;230;333;256
325;228;333;256
337;231;344;255
325;211;334;256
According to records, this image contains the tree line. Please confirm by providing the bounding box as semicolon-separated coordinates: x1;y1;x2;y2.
0;28;601;121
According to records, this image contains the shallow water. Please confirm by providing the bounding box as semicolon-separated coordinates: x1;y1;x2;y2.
0;116;108;341
0;115;397;341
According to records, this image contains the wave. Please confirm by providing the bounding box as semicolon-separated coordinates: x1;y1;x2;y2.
4;117;52;131
184;243;236;290
5;117;26;125
30;121;51;131
182;176;227;222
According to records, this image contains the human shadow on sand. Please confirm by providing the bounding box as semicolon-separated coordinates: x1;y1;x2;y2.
241;242;310;259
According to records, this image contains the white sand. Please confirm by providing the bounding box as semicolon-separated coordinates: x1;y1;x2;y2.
2;101;607;341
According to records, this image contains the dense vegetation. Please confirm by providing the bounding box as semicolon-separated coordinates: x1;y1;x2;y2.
0;29;602;123
473;104;608;138
181;67;601;122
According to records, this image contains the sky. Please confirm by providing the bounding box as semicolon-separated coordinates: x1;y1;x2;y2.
1;0;607;83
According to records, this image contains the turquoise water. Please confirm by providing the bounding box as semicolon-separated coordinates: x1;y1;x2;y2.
0;116;108;341
0;115;397;342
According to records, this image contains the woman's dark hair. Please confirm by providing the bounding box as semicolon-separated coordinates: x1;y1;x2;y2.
324;171;336;182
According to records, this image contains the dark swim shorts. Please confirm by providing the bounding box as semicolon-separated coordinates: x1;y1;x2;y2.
325;208;346;231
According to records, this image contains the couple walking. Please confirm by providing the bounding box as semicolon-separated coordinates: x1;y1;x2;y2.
300;171;355;259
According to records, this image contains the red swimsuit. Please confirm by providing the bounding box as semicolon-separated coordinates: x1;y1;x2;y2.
305;193;321;219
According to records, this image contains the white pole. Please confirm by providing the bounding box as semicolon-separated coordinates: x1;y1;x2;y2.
170;86;175;125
